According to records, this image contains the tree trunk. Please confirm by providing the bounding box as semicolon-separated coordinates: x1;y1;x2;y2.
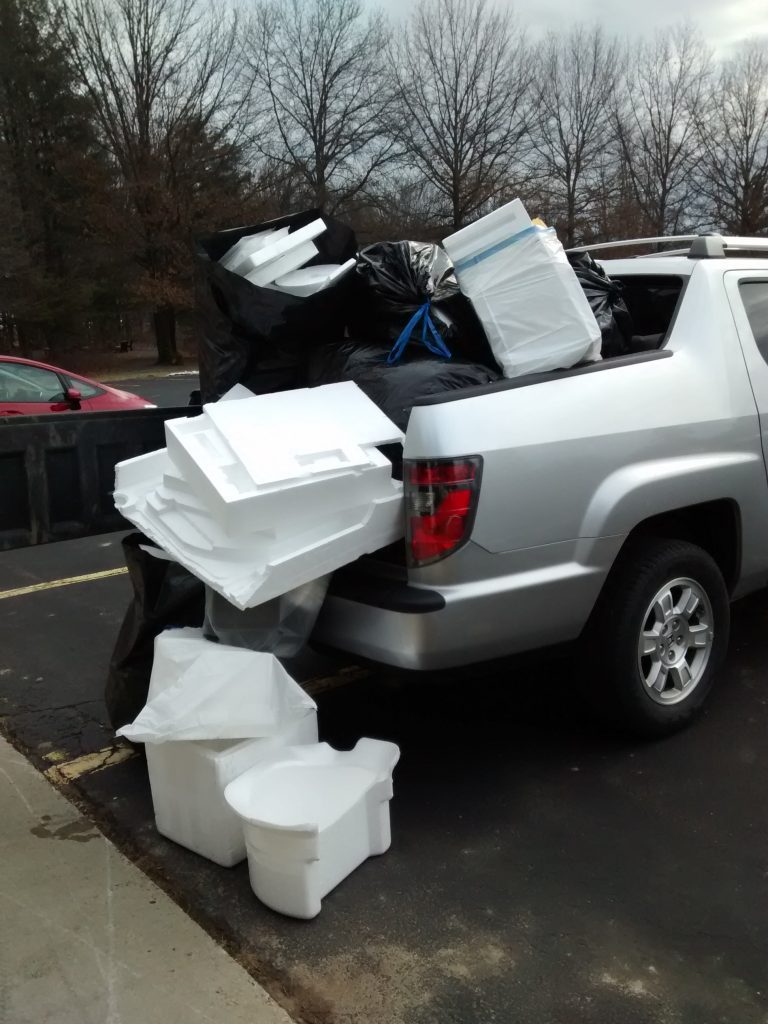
452;185;462;231
566;192;577;249
153;305;181;365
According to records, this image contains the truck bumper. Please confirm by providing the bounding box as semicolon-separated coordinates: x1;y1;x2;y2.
315;556;611;671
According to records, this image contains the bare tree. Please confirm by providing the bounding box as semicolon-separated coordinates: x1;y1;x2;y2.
389;0;532;232
62;0;244;363
698;43;768;235
246;0;394;213
615;25;712;237
531;27;622;247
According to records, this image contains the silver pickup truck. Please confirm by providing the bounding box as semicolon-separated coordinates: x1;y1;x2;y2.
318;234;768;736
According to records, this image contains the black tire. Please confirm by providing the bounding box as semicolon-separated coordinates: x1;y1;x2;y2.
584;537;730;738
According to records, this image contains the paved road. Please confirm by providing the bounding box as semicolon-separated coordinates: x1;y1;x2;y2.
112;373;199;408
1;533;766;1024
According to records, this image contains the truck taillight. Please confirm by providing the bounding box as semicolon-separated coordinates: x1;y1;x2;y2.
404;457;482;567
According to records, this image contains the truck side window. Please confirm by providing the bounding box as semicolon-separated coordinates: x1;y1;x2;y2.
739;281;768;362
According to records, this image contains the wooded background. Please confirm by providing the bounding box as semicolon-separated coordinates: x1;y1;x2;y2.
2;0;766;363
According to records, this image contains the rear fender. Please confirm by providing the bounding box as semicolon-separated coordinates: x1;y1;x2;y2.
579;452;758;539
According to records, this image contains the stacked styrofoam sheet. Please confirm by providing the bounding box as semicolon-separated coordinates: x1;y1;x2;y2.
219;219;356;295
113;382;405;610
443;199;601;378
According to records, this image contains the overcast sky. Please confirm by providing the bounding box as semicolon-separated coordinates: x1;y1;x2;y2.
380;0;768;56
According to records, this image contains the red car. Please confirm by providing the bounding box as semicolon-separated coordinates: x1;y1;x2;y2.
0;355;155;416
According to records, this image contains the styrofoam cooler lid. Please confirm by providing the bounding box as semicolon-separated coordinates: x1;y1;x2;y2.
273;258;357;297
443;199;532;267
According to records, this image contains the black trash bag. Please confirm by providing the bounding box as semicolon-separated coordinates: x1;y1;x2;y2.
105;533;205;731
348;241;496;366
568;252;634;358
196;209;358;402
309;340;500;431
306;338;437;387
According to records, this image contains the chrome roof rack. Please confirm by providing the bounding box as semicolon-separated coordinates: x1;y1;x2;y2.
566;234;768;259
566;236;699;254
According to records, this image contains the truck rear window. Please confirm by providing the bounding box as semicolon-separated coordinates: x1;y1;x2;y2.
738;281;768;363
612;275;685;342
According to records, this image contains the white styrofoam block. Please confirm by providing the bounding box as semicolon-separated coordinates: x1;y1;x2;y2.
145;710;318;867
116;632;316;742
112;446;169;492
113;380;405;610
116;482;404;610
224;739;400;918
443;203;601;378
245;240;319;287
160;452;397;537
161;381;401;508
219;383;257;402
219;227;290;273
239;219;325;274
167;408;372;497
204;381;403;461
272;258;357;297
442;198;531;267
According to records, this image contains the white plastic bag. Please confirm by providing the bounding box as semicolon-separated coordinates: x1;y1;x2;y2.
202;576;330;656
117;629;316;743
445;219;601;378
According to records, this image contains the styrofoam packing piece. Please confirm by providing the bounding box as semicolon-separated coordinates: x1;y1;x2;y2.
219;227;290;273
167;410;372;495
113;380;405;608
116;435;396;540
245;240;319;287
161;381;401;506
136;502;402;588
122;469;401;559
119;485;403;609
238;219;326;273
443;198;601;379
224;739;400;918
203;380;403;464
161;446;396;536
121;491;402;609
146;712;318;867
116;632;316;743
112;446;169;492
219;383;258;402
272;258;357;297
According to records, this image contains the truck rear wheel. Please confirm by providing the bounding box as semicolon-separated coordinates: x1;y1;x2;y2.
585;538;729;737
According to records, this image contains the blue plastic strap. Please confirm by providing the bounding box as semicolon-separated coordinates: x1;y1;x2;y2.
452;225;554;273
387;302;451;364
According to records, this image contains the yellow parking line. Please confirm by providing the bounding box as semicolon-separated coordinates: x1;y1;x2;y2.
0;567;129;601
44;744;138;785
303;665;370;696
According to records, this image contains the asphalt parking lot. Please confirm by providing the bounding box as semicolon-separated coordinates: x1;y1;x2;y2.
111;372;199;408
1;523;767;1024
